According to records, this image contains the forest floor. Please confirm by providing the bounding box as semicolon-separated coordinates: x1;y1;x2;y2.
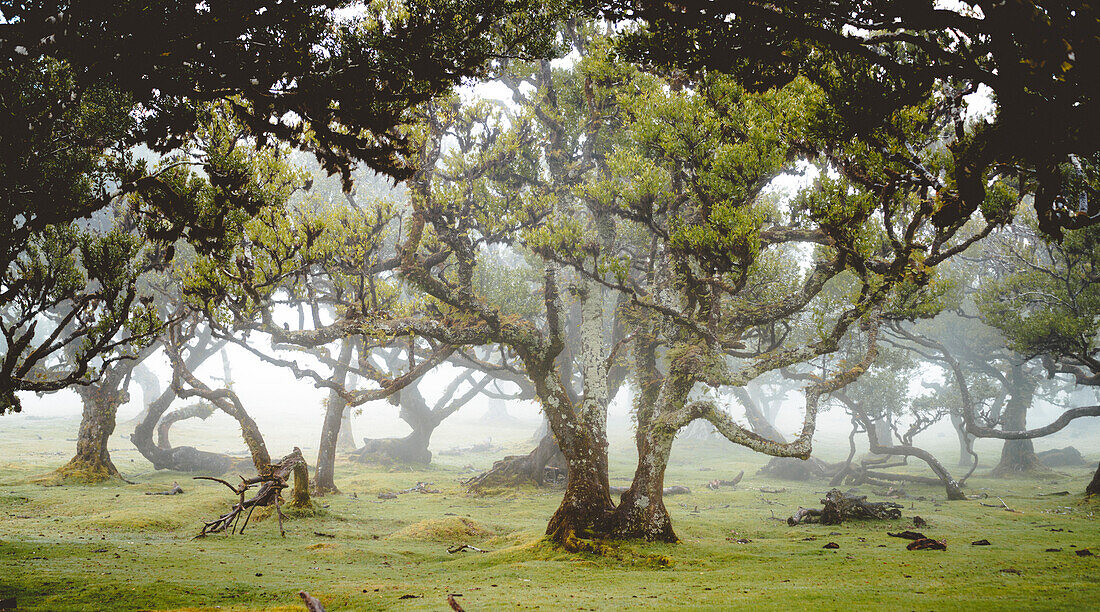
1;415;1098;611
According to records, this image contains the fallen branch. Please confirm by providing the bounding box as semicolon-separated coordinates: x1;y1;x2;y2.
788;489;902;525
706;471;745;490
144;482;183;496
447;544;487;554
194;448;307;538
400;482;440;494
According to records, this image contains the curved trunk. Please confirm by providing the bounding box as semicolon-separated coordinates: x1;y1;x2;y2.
132;330;235;472
314;340;355;494
863;441;967;500
607;426;678;542
58;382;127;481
950;413;972;467
156;402;214;449
131;386;243;473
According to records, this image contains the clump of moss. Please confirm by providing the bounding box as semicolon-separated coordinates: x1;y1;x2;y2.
282;500;326;519
33;463;121;486
387;516;493;541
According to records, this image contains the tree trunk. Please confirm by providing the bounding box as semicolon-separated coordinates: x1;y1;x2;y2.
869;416;893;449
290;459;312;509
991;367;1050;477
58;381;127;482
336;366;358;452
1087;462;1100;497
315;340;355;494
156;402;214;449
131;385;244;473
336;405;356;452
607;426;678;542
544;439;615;549
480;397;522;426
950;413;972;467
735;386;786;443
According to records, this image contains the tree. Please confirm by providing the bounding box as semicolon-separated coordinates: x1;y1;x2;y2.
608;0;1100;237
2;2;565;414
3;0;565;185
392;24;998;543
192;20;1008;546
977;214;1100;490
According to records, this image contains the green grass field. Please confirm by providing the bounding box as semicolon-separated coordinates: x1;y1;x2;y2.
1;415;1097;611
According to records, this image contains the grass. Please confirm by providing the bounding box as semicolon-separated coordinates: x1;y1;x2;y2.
1;415;1097;611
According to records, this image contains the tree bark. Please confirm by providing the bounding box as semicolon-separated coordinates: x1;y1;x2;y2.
315;339;355;494
991;366;1050;477
544;440;615;549
156;402;215;450
58;377;128;481
950;413;972;467
607;426;678;542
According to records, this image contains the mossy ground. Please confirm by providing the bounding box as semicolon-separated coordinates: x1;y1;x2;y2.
1;416;1097;611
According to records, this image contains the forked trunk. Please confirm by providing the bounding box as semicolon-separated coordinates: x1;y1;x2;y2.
608;427;678;542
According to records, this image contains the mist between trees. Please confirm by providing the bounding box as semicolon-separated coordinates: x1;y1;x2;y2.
3;0;1099;561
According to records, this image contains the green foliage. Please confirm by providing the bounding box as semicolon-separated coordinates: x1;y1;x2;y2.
609;0;1100;236
979;218;1100;363
4;0;569;184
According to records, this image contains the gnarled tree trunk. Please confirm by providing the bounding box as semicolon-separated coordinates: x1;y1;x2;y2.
607;426;677;542
58;378;128;482
544;440;615;548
